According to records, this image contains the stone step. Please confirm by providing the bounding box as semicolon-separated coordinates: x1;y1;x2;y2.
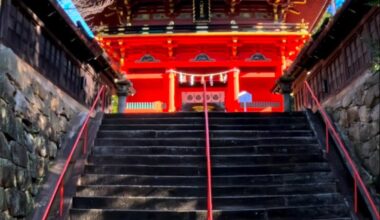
70;204;350;220
70;112;352;220
96;130;314;138
87;154;325;166
99;123;311;131
91;144;322;155
83;162;331;176
78;172;337;186
75;183;337;197
104;112;305;119
94;137;318;147
101;117;307;125
71;193;345;210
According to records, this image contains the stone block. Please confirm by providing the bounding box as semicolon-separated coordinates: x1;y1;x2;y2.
57;101;68;118
50;111;61;134
13;91;29;117
50;97;59;112
33;135;47;158
339;110;349;128
36;157;46;179
348;123;361;142
5;188;27;217
47;126;58;143
358;106;370;123
22;119;40;135
353;89;364;106
30;184;39;197
38;145;47;158
0;187;6;211
25;191;33;215
16;168;31;191
27;153;37;181
48;141;58;159
29;95;44;114
342;95;352;108
32;80;48;101
365;72;380;89
371;121;380;137
332;110;341;122
0;73;16;105
347;106;359;124
10;142;28;168
371;104;380;122
58;115;69;133
23;132;34;153
0;158;16;188
41;93;52;117
0;107;24;142
368;151;379;176
359;123;371;142
0;211;15;220
360;138;377;159
36;114;48;133
58;135;65;149
364;85;380;108
0;133;11;160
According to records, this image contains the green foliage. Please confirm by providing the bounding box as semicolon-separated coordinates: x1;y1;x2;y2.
111;95;118;113
367;0;380;7
312;13;332;39
371;43;380;74
279;75;294;82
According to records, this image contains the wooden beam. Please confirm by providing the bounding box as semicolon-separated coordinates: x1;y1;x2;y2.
120;60;281;69
126;73;164;79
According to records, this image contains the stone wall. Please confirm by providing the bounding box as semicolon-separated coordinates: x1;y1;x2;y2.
0;44;97;219
324;70;380;190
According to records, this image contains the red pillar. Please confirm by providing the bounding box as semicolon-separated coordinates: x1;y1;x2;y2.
226;72;235;112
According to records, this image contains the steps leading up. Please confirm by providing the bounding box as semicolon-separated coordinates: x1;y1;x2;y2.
70;112;352;220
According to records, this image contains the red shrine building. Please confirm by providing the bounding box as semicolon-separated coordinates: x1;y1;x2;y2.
94;0;330;112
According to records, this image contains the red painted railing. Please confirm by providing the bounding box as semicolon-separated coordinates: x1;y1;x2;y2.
303;81;380;220
202;82;213;220
41;85;107;220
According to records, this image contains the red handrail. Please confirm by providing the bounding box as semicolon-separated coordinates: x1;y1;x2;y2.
41;85;107;220
303;81;380;220
202;82;213;220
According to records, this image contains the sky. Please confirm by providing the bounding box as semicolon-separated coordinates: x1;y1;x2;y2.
57;0;94;38
328;0;346;14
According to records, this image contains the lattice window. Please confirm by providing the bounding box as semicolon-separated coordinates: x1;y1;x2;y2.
2;1;92;104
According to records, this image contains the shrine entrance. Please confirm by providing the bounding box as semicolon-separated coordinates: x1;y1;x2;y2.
177;69;229;112
99;33;308;113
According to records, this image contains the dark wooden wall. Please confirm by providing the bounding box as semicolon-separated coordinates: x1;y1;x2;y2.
0;0;116;106
293;9;380;110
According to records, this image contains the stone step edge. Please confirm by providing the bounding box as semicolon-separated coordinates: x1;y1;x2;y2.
69;204;348;213
72;192;342;200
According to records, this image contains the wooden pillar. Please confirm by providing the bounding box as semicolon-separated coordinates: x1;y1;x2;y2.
226;71;234;112
168;71;176;112
233;68;240;111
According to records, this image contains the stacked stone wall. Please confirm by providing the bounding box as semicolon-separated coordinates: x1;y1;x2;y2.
324;70;380;190
0;44;96;219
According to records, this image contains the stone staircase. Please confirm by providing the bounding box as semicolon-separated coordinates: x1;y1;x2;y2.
69;112;352;219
